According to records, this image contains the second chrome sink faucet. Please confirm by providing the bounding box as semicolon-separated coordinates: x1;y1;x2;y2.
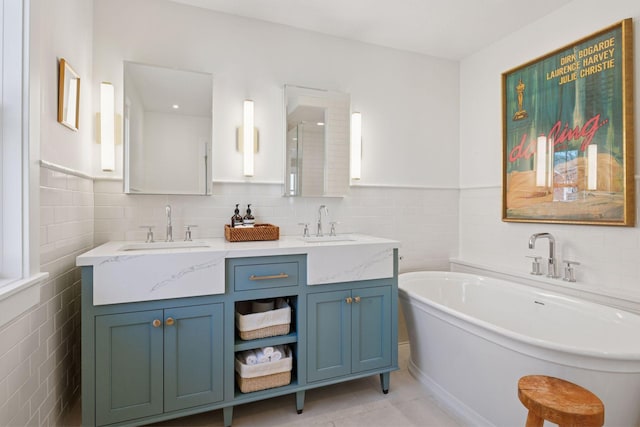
528;232;559;278
317;205;329;237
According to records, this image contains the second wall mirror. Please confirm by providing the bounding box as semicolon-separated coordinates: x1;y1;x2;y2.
284;85;350;197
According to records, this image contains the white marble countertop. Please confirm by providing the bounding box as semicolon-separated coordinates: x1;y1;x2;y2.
77;234;400;305
76;234;399;266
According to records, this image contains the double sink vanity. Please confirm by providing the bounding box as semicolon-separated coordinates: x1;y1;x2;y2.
77;235;399;426
83;56;395;426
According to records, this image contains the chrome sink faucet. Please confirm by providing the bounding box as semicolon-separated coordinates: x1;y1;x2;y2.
317;205;329;237
165;204;173;242
528;232;559;278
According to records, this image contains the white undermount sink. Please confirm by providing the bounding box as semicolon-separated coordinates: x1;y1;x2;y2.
118;241;211;251
302;235;356;243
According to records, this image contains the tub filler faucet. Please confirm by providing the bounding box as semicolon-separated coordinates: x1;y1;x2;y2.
165;204;173;242
528;232;559;278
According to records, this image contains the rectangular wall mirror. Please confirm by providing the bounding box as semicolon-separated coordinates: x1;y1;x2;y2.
123;62;213;195
284;85;350;197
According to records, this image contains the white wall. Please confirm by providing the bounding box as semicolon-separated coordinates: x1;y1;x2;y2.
459;0;640;302
34;0;93;172
92;0;460;188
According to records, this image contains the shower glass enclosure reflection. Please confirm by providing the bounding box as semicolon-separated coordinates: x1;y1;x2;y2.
285;109;327;197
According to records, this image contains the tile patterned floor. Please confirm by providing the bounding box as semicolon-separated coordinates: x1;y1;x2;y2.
63;343;462;427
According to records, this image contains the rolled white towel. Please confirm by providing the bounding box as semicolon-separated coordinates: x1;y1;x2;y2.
269;346;282;362
262;346;275;356
255;350;269;364
241;350;258;365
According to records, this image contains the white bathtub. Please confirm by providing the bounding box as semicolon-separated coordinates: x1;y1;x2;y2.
398;271;640;427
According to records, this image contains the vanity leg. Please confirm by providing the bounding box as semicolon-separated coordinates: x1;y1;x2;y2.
296;390;305;414
380;372;390;394
223;406;233;427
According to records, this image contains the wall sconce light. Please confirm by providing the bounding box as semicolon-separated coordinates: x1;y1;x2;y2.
100;82;115;171
350;112;362;180
236;99;259;177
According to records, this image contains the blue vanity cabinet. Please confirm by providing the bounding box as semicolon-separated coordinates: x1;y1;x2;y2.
307;284;392;383
87;296;224;426
81;248;397;427
94;303;224;425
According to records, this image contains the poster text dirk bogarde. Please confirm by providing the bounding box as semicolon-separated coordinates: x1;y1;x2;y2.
547;36;616;85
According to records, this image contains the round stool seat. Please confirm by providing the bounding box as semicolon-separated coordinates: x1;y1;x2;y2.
518;375;604;427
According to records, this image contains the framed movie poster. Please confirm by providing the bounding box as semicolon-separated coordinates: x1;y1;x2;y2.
502;19;634;226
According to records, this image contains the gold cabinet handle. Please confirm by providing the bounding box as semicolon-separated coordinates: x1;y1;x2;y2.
152;319;162;328
345;297;353;304
354;296;361;303
165;317;175;326
249;273;289;281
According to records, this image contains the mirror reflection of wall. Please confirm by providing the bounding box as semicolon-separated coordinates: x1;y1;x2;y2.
123;62;213;195
284;85;350;197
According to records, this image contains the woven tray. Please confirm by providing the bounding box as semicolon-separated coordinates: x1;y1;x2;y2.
225;224;279;242
236;370;291;393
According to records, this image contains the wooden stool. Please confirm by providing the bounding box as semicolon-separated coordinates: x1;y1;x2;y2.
518;375;604;427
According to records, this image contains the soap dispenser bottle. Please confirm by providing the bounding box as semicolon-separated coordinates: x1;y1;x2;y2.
243;204;255;227
231;204;243;227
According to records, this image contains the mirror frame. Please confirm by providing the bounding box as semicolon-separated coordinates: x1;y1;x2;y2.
57;58;80;131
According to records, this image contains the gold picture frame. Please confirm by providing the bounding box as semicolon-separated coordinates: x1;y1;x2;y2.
58;58;80;131
502;19;634;226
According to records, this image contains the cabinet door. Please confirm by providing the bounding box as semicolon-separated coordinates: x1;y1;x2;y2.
164;303;224;411
95;310;164;426
352;286;392;373
307;290;352;382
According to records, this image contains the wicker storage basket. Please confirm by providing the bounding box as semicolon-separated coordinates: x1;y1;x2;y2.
224;224;279;242
235;298;291;340
236;371;291;393
235;347;292;393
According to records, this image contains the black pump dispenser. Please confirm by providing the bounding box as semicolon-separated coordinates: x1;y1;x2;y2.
243;204;255;226
231;204;243;227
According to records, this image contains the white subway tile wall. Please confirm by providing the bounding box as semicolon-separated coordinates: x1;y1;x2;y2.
0;168;93;427
459;187;640;301
93;180;459;273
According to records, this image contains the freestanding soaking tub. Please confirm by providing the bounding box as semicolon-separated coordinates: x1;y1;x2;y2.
398;271;640;427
